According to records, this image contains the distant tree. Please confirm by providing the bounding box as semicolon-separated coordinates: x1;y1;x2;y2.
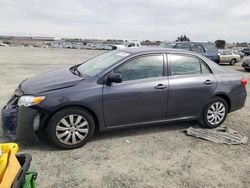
176;35;190;42
215;40;226;49
234;42;248;48
141;40;151;45
240;42;248;47
2;41;10;45
155;41;161;45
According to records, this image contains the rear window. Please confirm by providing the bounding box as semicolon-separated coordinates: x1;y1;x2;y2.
203;43;218;52
175;43;190;50
191;43;204;53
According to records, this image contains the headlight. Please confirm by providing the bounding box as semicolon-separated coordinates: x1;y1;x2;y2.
18;96;46;107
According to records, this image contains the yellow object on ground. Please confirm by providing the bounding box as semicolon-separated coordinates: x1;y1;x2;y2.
0;153;8;181
0;143;19;154
0;143;20;187
0;151;21;188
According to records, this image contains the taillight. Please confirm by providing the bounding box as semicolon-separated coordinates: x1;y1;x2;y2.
241;79;247;87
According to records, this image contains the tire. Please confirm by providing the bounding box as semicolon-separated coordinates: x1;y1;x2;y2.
47;107;95;149
230;59;236;65
199;97;228;128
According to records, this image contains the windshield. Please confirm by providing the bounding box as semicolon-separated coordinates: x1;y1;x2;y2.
123;42;130;47
77;50;130;76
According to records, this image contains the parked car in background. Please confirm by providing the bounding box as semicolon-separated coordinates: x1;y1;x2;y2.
160;41;220;64
232;49;245;58
0;43;8;47
242;57;250;71
218;50;241;65
159;41;177;48
241;48;250;56
112;41;141;49
2;48;247;149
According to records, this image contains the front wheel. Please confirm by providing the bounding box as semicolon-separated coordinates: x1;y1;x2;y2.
199;97;228;128
47;107;95;149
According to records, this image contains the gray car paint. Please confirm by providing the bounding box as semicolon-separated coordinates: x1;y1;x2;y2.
3;48;247;140
36;48;246;129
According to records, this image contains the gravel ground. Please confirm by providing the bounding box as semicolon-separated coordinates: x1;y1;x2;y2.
0;47;249;188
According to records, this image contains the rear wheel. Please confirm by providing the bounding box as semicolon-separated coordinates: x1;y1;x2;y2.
230;59;236;65
199;97;228;128
47;107;95;149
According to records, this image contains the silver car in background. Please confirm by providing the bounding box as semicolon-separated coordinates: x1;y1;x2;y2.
218;50;241;65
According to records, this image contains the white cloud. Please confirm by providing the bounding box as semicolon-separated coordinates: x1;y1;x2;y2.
0;0;249;42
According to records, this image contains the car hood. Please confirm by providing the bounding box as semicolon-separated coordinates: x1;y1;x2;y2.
21;68;85;94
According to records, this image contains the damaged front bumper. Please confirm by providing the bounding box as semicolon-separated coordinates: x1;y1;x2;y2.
2;103;40;142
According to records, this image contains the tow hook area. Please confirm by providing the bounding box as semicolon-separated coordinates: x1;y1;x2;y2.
33;114;40;132
2;105;40;141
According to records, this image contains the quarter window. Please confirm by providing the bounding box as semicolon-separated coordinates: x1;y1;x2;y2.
201;63;211;74
115;55;164;81
169;54;210;76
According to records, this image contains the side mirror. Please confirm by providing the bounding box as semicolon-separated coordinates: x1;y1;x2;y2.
107;73;122;85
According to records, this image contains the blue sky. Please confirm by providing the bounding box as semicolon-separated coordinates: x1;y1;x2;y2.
0;0;249;42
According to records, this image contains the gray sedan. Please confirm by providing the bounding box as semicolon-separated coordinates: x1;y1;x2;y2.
2;48;247;149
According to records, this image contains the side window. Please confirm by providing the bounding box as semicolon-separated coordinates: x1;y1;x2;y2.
175;43;190;50
169;54;205;76
220;51;225;55
115;55;164;81
191;44;204;53
128;43;135;47
201;62;211;74
224;51;232;55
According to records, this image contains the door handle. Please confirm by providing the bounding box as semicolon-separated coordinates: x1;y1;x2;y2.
155;84;167;89
204;80;213;85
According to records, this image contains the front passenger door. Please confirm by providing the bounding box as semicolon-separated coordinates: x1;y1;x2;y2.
103;54;168;127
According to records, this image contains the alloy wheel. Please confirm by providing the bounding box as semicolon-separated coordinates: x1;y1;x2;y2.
207;102;226;125
55;114;89;145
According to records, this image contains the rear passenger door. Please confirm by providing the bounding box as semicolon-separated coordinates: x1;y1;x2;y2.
167;54;217;119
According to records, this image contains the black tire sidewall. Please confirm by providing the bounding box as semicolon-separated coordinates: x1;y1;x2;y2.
47;107;95;149
200;97;228;128
230;59;236;65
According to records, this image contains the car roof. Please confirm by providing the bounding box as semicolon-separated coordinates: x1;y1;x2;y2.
174;41;215;45
119;47;190;54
